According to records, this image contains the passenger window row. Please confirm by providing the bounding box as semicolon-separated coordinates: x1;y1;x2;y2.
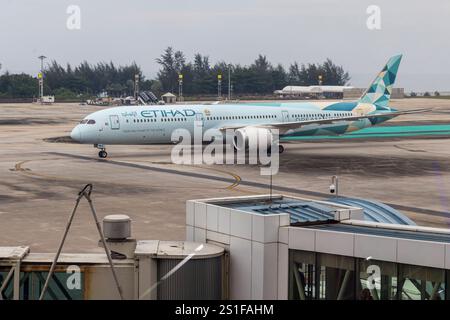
161;118;187;122
206;115;277;121
123;112;354;124
127;118;188;123
292;112;352;118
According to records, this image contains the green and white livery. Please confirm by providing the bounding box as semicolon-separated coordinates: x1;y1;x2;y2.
70;55;429;158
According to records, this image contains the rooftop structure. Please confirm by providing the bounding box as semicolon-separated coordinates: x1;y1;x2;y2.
222;196;415;225
187;194;450;300
1;194;449;300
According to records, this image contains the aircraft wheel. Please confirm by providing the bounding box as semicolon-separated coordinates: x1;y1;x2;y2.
98;150;108;158
278;145;285;154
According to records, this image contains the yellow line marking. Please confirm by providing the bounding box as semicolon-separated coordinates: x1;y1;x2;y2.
123;159;243;190
191;165;242;190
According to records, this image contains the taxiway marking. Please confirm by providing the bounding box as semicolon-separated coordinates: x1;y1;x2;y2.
46;151;450;219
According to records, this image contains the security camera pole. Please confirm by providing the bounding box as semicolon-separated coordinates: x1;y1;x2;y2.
331;175;339;197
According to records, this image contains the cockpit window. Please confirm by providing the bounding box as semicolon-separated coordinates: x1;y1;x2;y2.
80;119;88;124
87;119;96;124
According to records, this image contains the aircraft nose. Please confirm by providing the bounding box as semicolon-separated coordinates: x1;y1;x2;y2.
70;126;81;142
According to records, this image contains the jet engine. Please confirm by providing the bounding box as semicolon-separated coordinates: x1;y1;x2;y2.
232;127;274;151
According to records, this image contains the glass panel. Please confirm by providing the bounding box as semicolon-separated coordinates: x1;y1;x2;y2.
317;253;355;300
289;250;316;300
0;270;84;300
399;264;445;300
358;259;397;300
447;270;450;300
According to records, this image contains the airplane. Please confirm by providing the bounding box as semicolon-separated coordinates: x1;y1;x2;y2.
70;54;428;158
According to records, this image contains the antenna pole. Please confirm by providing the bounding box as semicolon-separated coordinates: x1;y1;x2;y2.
39;184;124;300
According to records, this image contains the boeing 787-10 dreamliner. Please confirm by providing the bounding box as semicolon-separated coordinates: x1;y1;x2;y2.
70;55;427;158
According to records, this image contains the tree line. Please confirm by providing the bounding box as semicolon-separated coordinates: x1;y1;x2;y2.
156;47;350;96
0;47;350;100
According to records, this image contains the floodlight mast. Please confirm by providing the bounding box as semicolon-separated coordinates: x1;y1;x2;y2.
38;55;47;103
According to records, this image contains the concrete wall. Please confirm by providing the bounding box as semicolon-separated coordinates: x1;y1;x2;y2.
186;200;290;300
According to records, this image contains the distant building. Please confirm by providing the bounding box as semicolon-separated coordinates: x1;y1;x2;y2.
275;85;354;99
343;87;405;100
161;92;177;104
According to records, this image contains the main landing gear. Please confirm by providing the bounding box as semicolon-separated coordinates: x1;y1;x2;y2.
268;144;285;155
95;144;108;158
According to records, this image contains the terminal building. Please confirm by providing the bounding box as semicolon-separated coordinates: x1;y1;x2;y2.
1;194;449;300
343;87;405;100
274;86;354;99
274;86;405;100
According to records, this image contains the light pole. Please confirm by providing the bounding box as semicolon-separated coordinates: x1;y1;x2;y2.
38;55;46;72
178;74;183;102
217;74;222;100
134;74;140;101
38;55;47;103
228;64;232;101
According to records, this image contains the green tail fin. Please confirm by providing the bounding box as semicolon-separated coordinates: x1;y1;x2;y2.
359;54;402;109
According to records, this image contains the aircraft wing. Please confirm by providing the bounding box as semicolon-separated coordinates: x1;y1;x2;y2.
219;108;431;134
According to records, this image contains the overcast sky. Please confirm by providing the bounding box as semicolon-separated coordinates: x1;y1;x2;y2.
1;0;449;91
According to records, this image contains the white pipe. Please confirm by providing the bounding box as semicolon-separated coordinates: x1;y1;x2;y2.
341;219;450;235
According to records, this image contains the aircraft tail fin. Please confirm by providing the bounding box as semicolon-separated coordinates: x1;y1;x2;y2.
358;54;402;109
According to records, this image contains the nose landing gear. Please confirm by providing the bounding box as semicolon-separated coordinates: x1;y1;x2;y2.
99;150;108;158
95;144;108;158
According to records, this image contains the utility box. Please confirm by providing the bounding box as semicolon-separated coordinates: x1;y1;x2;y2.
41;96;55;104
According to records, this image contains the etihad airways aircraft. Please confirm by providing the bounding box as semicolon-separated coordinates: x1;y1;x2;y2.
70;55;426;158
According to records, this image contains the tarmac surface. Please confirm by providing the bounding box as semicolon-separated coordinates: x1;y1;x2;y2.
0;98;449;252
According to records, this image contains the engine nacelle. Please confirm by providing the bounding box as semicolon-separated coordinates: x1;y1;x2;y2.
233;127;273;151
